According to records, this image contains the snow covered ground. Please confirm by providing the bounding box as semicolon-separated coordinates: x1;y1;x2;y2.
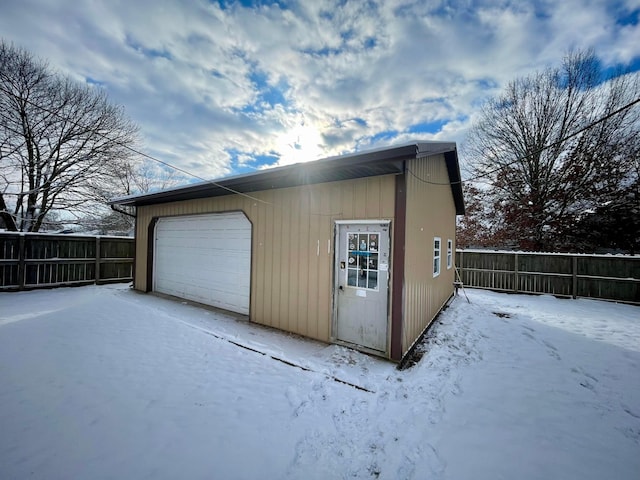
0;285;638;479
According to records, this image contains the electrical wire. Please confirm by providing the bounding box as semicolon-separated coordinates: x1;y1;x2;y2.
406;95;640;186
0;83;272;206
1;78;638;213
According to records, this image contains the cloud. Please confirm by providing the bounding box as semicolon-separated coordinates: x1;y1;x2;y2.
1;0;639;181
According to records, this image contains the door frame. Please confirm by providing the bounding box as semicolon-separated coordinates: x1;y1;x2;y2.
331;219;392;357
149;210;253;316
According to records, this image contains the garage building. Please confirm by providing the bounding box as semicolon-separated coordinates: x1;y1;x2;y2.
111;142;465;362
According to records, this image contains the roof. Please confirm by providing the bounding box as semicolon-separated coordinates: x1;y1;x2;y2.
111;142;465;214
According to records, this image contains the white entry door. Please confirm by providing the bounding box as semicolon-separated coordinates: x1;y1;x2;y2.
153;212;251;315
334;221;391;353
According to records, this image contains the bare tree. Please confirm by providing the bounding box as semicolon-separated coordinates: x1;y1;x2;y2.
87;160;184;235
0;41;139;232
465;49;640;251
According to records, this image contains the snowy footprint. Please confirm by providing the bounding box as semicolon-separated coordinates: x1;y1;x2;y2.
285;385;308;418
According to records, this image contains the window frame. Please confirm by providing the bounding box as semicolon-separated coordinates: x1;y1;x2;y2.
447;239;453;270
433;237;441;277
345;231;381;291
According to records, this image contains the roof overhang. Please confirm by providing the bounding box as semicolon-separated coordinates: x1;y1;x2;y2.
444;150;465;215
111;142;465;215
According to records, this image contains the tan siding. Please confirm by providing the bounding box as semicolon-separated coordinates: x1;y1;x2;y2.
381;179;396;219
353;181;367;218
296;189;311;336
286;196;300;333
329;183;342;219
309;189;319;335
278;195;290;333
263;191;275;327
316;186;332;341
134;175;395;343
134;213;145;291
402;155;457;355
274;191;285;328
365;177;380;217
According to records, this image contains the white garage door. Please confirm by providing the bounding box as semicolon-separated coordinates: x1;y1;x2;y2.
153;212;251;315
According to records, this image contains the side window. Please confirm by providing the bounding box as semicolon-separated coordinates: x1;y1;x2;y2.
433;237;441;277
447;239;453;270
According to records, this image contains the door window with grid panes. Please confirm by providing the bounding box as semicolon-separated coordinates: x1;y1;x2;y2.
346;232;379;290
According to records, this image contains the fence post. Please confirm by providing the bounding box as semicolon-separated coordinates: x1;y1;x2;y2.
572;256;578;299
17;234;26;291
514;252;519;293
95;237;101;285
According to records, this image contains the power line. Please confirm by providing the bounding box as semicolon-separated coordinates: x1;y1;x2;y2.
2;76;638;212
111;143;272;205
407;95;640;187
0;210;123;228
0;83;272;206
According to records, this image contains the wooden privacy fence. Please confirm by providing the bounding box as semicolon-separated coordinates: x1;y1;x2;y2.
0;232;134;291
456;250;640;304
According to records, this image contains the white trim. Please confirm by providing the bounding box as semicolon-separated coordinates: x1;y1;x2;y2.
447;239;453;269
153;212;251;315
433;237;442;277
334;219;391;225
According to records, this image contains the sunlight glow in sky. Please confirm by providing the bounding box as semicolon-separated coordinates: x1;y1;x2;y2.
1;0;638;180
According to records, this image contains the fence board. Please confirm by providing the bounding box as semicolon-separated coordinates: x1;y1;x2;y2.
457;250;640;304
0;232;133;291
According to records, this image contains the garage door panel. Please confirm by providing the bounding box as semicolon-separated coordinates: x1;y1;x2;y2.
154;212;251;315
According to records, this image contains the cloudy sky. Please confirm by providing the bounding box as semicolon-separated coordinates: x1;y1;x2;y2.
1;0;639;181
